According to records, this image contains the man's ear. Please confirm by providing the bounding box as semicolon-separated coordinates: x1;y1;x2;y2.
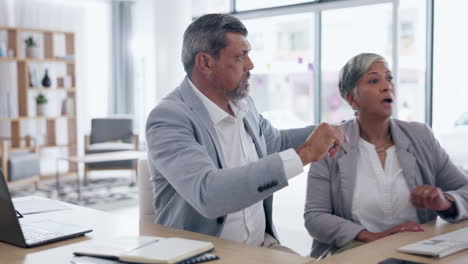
195;52;215;75
346;93;359;111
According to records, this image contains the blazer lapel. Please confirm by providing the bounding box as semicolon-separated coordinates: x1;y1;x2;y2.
178;77;227;168
243;115;267;158
390;119;421;189
390;119;427;220
338;119;360;220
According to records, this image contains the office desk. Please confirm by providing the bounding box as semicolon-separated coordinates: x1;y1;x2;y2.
320;218;468;264
1;198;312;264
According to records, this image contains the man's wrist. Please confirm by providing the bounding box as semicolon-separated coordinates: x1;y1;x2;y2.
439;193;457;217
295;145;309;166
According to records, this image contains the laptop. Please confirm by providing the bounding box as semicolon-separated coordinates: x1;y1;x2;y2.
0;169;92;248
397;227;468;258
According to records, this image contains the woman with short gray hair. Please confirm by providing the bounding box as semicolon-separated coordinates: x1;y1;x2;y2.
304;53;468;259
338;53;387;99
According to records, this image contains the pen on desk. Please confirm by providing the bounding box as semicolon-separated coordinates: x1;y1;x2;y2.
15;210;23;218
315;247;331;262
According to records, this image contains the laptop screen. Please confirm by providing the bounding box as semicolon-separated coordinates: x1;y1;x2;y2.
0;169;27;247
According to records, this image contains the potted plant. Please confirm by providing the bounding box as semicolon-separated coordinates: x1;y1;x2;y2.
36;93;48;116
25;36;40;58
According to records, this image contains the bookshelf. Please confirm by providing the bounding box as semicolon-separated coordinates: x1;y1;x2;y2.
0;26;77;179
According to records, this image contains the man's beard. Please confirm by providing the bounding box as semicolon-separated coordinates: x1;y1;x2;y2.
225;72;250;102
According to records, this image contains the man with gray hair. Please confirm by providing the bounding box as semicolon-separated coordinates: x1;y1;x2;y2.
146;13;346;253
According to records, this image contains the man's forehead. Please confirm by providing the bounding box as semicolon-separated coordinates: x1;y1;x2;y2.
225;32;251;49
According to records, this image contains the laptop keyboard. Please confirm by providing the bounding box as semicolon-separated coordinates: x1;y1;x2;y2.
22;225;63;243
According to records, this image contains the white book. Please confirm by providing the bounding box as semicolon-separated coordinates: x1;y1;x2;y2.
398;227;468;258
73;236;215;264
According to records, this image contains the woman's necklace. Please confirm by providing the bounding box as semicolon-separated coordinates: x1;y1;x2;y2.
375;133;392;153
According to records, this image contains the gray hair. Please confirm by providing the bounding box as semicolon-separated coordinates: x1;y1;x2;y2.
182;14;248;75
338;53;388;98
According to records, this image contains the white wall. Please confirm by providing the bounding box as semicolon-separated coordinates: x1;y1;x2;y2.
133;0;191;143
154;0;192;101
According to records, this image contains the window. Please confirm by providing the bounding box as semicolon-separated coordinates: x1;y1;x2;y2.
244;13;315;128
243;13;315;256
397;0;426;122
236;0;316;11
321;3;393;123
192;0;230;17
433;0;468;172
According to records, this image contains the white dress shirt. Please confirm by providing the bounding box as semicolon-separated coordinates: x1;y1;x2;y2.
351;138;419;233
189;79;303;245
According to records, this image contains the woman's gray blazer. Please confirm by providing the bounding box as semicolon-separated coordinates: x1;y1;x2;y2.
304;118;468;258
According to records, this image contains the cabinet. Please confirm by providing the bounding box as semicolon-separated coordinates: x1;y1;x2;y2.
0;26;77;181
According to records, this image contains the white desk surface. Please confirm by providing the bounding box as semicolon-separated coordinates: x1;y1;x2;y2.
63;150;147;163
2;197;312;264
320;217;468;264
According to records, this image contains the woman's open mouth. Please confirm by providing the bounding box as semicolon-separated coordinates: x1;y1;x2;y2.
382;98;393;104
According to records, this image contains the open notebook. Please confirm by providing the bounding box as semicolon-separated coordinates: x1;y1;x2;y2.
398;227;468;258
73;236;215;264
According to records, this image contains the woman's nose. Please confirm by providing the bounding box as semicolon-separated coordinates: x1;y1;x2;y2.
382;80;393;91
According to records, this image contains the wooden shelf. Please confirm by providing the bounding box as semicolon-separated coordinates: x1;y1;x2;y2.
8;144;75;151
39;143;76;149
20;58;75;64
0;57;17;62
0;26;77;182
0;57;74;63
0;115;76;121
35;115;76;120
29;87;75;92
0;26;73;35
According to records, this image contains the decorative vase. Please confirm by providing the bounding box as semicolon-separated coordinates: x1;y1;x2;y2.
41;69;51;87
36;104;47;116
0;41;5;57
26;46;40;58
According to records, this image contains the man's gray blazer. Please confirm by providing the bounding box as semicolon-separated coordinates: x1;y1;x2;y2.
146;77;314;239
304;118;468;258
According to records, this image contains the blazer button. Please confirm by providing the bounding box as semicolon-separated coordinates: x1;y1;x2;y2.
257;186;264;192
272;180;278;186
216;217;224;224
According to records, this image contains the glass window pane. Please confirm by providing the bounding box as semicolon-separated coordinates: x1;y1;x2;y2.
244;13;315;127
397;0;426;122
433;0;468;172
321;3;393;123
236;0;316;12
242;13;315;256
192;0;230;17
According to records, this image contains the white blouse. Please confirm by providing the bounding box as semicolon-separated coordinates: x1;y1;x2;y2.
351;138;419;233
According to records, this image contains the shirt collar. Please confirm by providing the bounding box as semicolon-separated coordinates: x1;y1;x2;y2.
188;78;249;124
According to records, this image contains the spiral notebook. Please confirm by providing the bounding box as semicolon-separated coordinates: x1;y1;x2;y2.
73;236;216;264
179;253;218;264
71;253;218;264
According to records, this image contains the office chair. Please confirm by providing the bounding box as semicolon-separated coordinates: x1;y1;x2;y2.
84;117;139;184
0;136;40;189
138;159;156;235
